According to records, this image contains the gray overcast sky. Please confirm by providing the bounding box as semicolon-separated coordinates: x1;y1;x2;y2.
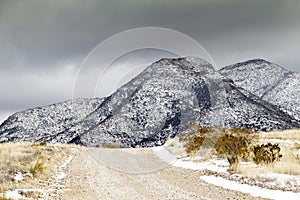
0;0;299;121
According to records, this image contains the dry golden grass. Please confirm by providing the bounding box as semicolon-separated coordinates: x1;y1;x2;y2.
294;143;300;151
259;129;300;141
0;196;9;200
237;146;300;176
0;142;76;196
272;146;300;175
237;129;300;176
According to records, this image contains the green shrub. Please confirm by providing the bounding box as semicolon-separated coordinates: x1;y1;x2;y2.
252;143;282;164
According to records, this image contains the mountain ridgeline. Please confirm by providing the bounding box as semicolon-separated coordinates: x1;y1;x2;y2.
219;59;300;121
0;57;299;147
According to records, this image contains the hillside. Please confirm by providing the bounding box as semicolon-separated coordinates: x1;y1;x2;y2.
0;57;299;147
219;59;300;120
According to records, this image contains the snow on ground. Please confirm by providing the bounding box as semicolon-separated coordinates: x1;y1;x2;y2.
57;172;67;180
60;155;74;168
152;146;300;200
258;173;300;189
152;146;228;173
4;190;25;199
174;158;228;173
152;146;177;164
13;172;24;182
200;175;300;200
261;139;296;145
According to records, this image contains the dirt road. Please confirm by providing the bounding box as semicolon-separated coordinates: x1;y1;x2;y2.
60;148;266;200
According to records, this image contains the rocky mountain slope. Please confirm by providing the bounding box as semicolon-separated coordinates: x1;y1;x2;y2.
0;57;299;147
219;59;300;120
0;98;103;143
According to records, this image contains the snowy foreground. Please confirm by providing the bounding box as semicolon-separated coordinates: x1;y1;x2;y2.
152;146;300;200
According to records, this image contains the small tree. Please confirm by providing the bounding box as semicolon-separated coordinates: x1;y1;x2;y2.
180;125;258;171
214;128;255;170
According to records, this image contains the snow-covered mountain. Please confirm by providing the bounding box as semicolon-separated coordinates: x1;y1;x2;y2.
219;59;300;120
0;98;103;143
0;57;299;147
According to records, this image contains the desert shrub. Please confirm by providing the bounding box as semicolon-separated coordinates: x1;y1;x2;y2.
294;143;300;151
101;142;125;148
180;125;258;170
214;128;255;170
180;125;256;162
179;124;209;155
29;159;44;176
31;142;47;147
34;150;42;157
181;133;206;155
252;143;282;164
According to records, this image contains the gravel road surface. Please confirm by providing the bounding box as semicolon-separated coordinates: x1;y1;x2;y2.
60;148;267;200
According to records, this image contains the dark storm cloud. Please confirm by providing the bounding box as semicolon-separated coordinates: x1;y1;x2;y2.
0;0;111;69
1;0;299;69
0;0;299;121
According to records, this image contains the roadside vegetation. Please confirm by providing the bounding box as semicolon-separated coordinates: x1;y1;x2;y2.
175;125;300;175
100;141;125;148
0;142;74;199
254;129;300;176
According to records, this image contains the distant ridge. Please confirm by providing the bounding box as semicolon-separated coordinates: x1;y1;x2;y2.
219;59;300;120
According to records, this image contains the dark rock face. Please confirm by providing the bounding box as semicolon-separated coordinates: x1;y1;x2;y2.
1;57;299;147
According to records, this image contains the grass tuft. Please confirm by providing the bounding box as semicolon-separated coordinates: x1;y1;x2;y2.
29;159;44;177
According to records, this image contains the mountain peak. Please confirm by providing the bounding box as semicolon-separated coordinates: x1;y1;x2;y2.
244;58;270;64
220;58;290;73
153;57;215;75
